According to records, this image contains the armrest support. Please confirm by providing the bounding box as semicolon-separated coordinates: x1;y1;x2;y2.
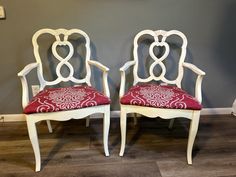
119;61;136;98
18;63;39;108
183;62;206;103
88;60;110;97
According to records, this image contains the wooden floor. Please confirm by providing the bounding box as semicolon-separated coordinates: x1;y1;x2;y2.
0;114;236;177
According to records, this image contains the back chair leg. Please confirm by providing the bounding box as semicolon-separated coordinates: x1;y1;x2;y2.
46;120;53;133
168;119;175;129
133;113;138;126
86;116;90;127
119;110;127;156
187;111;200;164
26;118;41;172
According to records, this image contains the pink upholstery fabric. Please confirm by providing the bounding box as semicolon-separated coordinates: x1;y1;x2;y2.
24;85;110;114
120;84;202;110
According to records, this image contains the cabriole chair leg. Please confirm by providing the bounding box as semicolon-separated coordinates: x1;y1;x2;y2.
119;110;127;156
26;118;41;172
187;111;200;164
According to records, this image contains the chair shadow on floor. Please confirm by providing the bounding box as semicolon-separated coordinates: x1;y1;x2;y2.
38;120;90;170
124;117;201;158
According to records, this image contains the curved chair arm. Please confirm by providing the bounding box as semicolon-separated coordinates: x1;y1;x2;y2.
18;63;39;108
183;62;206;103
88;60;110;97
119;61;136;98
18;63;39;77
183;62;206;76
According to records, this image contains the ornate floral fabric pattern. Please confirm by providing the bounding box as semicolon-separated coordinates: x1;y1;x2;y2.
120;84;202;110
24;85;110;114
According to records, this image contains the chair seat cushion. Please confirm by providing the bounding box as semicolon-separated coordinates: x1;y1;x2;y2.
24;85;110;114
120;84;202;110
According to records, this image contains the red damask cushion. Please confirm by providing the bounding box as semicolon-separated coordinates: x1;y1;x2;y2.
120;84;202;110
24;85;110;114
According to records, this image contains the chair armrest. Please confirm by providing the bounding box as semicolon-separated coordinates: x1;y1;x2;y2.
183;62;205;76
88;60;109;72
18;63;39;77
18;63;39;108
183;62;206;103
120;61;136;72
119;61;136;98
88;60;110;97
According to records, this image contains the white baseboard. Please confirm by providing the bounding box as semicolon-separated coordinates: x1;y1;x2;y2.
200;107;233;115
0;107;233;122
0;114;26;122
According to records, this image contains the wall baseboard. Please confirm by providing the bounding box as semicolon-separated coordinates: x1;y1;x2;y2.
0;107;233;122
200;107;233;115
0;114;26;122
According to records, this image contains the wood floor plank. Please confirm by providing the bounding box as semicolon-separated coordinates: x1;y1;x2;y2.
0;162;161;177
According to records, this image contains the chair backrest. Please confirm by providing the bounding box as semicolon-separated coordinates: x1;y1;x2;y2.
32;28;92;89
133;29;187;88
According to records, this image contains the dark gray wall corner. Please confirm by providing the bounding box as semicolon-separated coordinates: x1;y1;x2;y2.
0;0;235;114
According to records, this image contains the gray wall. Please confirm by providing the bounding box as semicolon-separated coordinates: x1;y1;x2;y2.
0;0;235;114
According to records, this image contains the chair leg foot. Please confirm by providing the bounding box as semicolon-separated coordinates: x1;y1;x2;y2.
103;109;110;156
187;111;200;165
119;110;127;156
26;118;41;172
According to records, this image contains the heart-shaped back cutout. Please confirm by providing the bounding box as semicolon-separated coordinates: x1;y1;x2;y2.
52;41;74;62
149;41;170;61
148;42;170;79
52;41;74;81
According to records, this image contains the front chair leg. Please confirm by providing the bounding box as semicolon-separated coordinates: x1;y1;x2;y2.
26;118;41;172
119;110;127;156
187;111;200;164
103;108;110;156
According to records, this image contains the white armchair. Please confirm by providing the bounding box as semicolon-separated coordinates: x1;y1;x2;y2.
18;29;111;171
119;29;205;164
